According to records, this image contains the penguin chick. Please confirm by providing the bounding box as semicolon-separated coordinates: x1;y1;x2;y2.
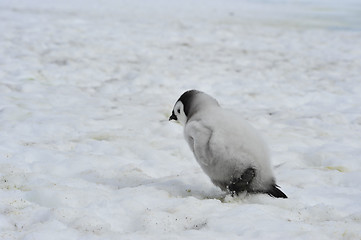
169;90;287;198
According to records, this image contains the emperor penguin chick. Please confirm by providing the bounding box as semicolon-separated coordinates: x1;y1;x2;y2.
169;90;287;198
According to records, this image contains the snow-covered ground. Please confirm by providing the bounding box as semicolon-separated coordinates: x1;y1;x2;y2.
1;0;361;239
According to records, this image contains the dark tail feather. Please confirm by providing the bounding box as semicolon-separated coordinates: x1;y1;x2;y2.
267;184;287;198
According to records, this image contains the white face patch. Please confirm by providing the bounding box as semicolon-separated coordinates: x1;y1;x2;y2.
174;101;187;125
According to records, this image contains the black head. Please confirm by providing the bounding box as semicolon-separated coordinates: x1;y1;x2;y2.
176;90;200;117
169;90;201;124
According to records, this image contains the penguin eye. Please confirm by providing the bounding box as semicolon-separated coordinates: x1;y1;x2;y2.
177;108;181;114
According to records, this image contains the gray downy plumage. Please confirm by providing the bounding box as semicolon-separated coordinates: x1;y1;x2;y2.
169;90;287;198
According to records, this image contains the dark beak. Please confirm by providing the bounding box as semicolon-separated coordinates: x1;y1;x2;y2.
169;111;177;121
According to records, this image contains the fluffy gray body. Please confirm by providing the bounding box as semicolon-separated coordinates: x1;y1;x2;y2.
169;90;287;198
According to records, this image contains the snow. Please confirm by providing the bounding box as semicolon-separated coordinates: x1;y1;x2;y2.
1;0;361;239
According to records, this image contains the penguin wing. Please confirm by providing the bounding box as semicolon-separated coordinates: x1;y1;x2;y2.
185;120;214;167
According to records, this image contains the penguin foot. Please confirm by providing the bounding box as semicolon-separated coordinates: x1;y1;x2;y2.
227;167;256;196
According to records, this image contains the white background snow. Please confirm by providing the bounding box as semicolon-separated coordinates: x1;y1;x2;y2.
1;0;361;239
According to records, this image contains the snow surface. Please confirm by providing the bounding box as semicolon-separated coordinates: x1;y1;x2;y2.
1;0;361;239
